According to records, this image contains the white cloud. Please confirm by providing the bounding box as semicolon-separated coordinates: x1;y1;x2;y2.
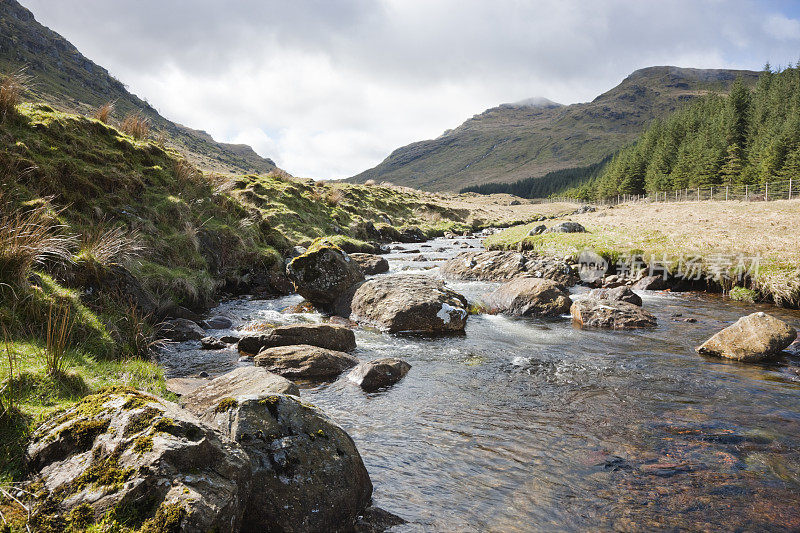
19;0;800;178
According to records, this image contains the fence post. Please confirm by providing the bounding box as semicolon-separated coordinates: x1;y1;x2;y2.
725;186;728;201
791;179;793;200
765;182;768;201
745;184;748;200
697;187;700;201
710;186;713;200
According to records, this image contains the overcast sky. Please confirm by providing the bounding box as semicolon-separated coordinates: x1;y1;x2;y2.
21;0;800;178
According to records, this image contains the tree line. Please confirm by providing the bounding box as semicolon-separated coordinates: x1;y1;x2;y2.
564;64;800;200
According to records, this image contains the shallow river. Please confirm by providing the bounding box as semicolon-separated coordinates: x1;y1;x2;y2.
161;235;800;531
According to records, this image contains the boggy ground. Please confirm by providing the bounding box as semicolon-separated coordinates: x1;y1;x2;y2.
484;199;800;308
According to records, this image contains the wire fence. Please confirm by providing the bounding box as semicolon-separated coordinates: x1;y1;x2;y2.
542;178;799;205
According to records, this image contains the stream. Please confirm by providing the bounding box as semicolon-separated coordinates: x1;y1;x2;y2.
160;234;800;531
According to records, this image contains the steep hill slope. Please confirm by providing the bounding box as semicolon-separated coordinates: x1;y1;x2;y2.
0;0;276;175
348;66;760;192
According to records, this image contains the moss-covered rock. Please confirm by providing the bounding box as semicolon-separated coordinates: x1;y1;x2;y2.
286;244;365;311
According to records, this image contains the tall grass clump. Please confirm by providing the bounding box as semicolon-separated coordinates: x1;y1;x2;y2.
76;226;142;269
0;195;73;287
173;158;203;187
0;69;30;122
92;101;115;124
40;303;74;377
120;112;150;140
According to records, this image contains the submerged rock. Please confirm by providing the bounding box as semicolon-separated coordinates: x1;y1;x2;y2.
182;367;300;414
349;253;390;275
441;250;578;286
571;298;657;329
158;318;205;341
348;358;412;391
254;344;359;379
696;312;797;362
588;285;643;306
350;274;468;334
482;277;572;317
27;388;251;532
286;244;365;310
238;323;357;355
196;394;373;532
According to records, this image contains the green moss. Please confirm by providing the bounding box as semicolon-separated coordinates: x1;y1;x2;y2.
214;398;238;414
139;503;187;533
133;435;154;454
124;406;163;437
56;418;110;450
66;503;95;530
70;453;134;493
729;286;759;303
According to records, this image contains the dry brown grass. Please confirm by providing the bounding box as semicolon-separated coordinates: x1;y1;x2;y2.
173;158;203;187
120;113;150;140
0;69;30;122
364;179;376;186
77;225;143;268
324;188;346;207
0;195;73;286
92;101;114;124
40;303;73;377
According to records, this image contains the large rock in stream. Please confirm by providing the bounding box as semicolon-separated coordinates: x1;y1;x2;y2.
182;367;300;412
587;285;643;306
348;358;412;392
286;244;365;311
441;250;578;286
571;298;657;329
482;277;572;317
194;394;373;533
254;344;359;380
26;388;252;532
696;312;797;362
238;323;357;356
350;274;468;334
349;253;390;275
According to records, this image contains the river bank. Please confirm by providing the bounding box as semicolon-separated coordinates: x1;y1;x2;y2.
484;199;800;309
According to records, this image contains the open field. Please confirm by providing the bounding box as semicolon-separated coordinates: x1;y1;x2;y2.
484;199;800;306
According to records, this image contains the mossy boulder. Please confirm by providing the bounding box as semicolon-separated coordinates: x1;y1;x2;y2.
182;366;300;415
286;245;365;311
193;394;373;533
350;274;468;334
26;388;252;532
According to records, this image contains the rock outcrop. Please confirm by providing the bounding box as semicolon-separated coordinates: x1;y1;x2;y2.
696;312;797;362
158;318;205;341
587;285;643;306
349;253;390;275
632;275;667;291
182;367;300;414
571;298;657;329
482;278;572;317
348;358;412;391
238;323;357;356
286;244;365;310
350;274;468;334
254;344;359;379
27;388;252;532
441;250;578;286
195;394;373;532
545;221;586;233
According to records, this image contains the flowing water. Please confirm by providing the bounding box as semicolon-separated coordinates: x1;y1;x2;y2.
160;235;800;531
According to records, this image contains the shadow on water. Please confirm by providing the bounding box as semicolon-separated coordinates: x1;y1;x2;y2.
161;235;800;531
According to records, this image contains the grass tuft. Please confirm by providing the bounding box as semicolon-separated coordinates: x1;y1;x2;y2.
40;303;74;377
76;225;142;269
120;112;149;140
92;101;114;124
0;69;30;122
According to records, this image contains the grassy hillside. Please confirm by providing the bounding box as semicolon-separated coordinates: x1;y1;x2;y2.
574;65;800;199
0;0;276;176
348;66;760;192
484;200;800;308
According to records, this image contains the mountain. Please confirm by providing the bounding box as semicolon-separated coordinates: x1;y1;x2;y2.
0;0;276;175
347;66;760;192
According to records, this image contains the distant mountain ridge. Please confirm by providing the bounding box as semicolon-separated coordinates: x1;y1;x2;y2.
0;0;276;175
347;66;760;192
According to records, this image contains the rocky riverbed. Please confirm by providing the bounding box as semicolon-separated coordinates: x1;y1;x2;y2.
151;232;800;531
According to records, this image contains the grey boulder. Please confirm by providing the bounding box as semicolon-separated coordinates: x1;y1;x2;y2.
482;277;572;317
348;358;412;392
696;312;797;362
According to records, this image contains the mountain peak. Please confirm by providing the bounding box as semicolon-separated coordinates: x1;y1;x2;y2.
499;96;563;109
